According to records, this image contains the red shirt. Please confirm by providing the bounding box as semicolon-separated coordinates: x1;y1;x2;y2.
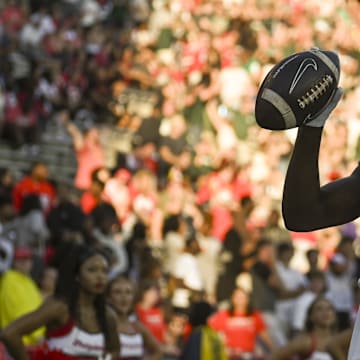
75;144;104;191
80;191;100;214
12;177;56;215
1;5;25;34
208;310;265;352
135;305;166;343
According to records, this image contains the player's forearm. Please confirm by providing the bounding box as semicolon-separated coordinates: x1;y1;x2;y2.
282;126;324;230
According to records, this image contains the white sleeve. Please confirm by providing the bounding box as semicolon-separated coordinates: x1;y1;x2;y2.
291;293;313;331
173;257;187;279
348;309;360;360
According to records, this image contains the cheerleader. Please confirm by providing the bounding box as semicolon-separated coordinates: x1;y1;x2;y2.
0;244;119;359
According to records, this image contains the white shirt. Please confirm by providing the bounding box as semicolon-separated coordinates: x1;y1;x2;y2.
292;291;326;331
348;309;360;360
47;324;105;357
325;270;353;312
275;261;307;327
308;351;333;360
172;253;203;308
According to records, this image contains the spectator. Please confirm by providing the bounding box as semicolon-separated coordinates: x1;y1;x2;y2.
91;202;129;277
215;199;255;304
19;14;48;50
275;241;307;340
126;219;152;281
0;245;44;346
80;168;107;214
336;235;358;281
0;237;13;274
0;168;15;197
12;161;56;215
305;248;322;276
129;169;163;243
10;193;50;281
0;244;120;359
107;274;162;360
103;168;132;225
196;211;222;303
163;311;189;360
38;266;58;300
171;236;204;314
162;214;187;276
11;193;49;254
262;207;292;245
179;301;228;360
248;238;287;348
0;195;16;236
135;279;167;345
205;98;239;163
216;222;243;305
158;114;192;186
62;111;105;191
0;0;26;36
291;270;329;336
208;285;273;359
2;87;40;150
46;182;86;249
269;296;338;360
325;253;354;331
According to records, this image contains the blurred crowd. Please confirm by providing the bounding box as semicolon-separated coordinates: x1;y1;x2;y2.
1;0;360;359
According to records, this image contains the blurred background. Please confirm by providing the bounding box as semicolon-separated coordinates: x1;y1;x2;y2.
1;1;360;359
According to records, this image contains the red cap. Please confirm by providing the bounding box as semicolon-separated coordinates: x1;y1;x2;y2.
14;246;33;259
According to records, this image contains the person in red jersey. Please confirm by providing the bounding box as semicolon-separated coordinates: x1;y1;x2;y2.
12;162;56;216
62;112;105;191
208;285;272;359
135;280;166;344
0;244;120;360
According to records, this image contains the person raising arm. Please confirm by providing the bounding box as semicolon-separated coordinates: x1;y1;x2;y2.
282;88;360;231
281;87;360;360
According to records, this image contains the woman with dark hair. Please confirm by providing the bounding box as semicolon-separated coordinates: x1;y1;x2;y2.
269;296;338;360
208;285;272;359
0;167;14;196
0;243;120;359
107;275;162;360
135;279;166;344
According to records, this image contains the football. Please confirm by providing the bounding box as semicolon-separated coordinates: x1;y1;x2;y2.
255;48;340;130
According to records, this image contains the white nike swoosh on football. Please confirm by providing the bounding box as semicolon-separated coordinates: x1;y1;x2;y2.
304;113;313;123
289;58;318;94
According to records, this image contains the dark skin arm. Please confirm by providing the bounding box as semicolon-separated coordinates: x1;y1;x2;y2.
135;321;162;360
282;125;360;231
105;306;121;359
268;334;312;360
327;328;351;360
0;298;68;360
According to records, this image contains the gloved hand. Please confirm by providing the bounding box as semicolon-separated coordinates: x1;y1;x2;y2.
304;87;343;127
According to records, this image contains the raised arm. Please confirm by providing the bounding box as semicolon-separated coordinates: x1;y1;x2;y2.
282;126;360;231
59;110;84;151
282;89;360;231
